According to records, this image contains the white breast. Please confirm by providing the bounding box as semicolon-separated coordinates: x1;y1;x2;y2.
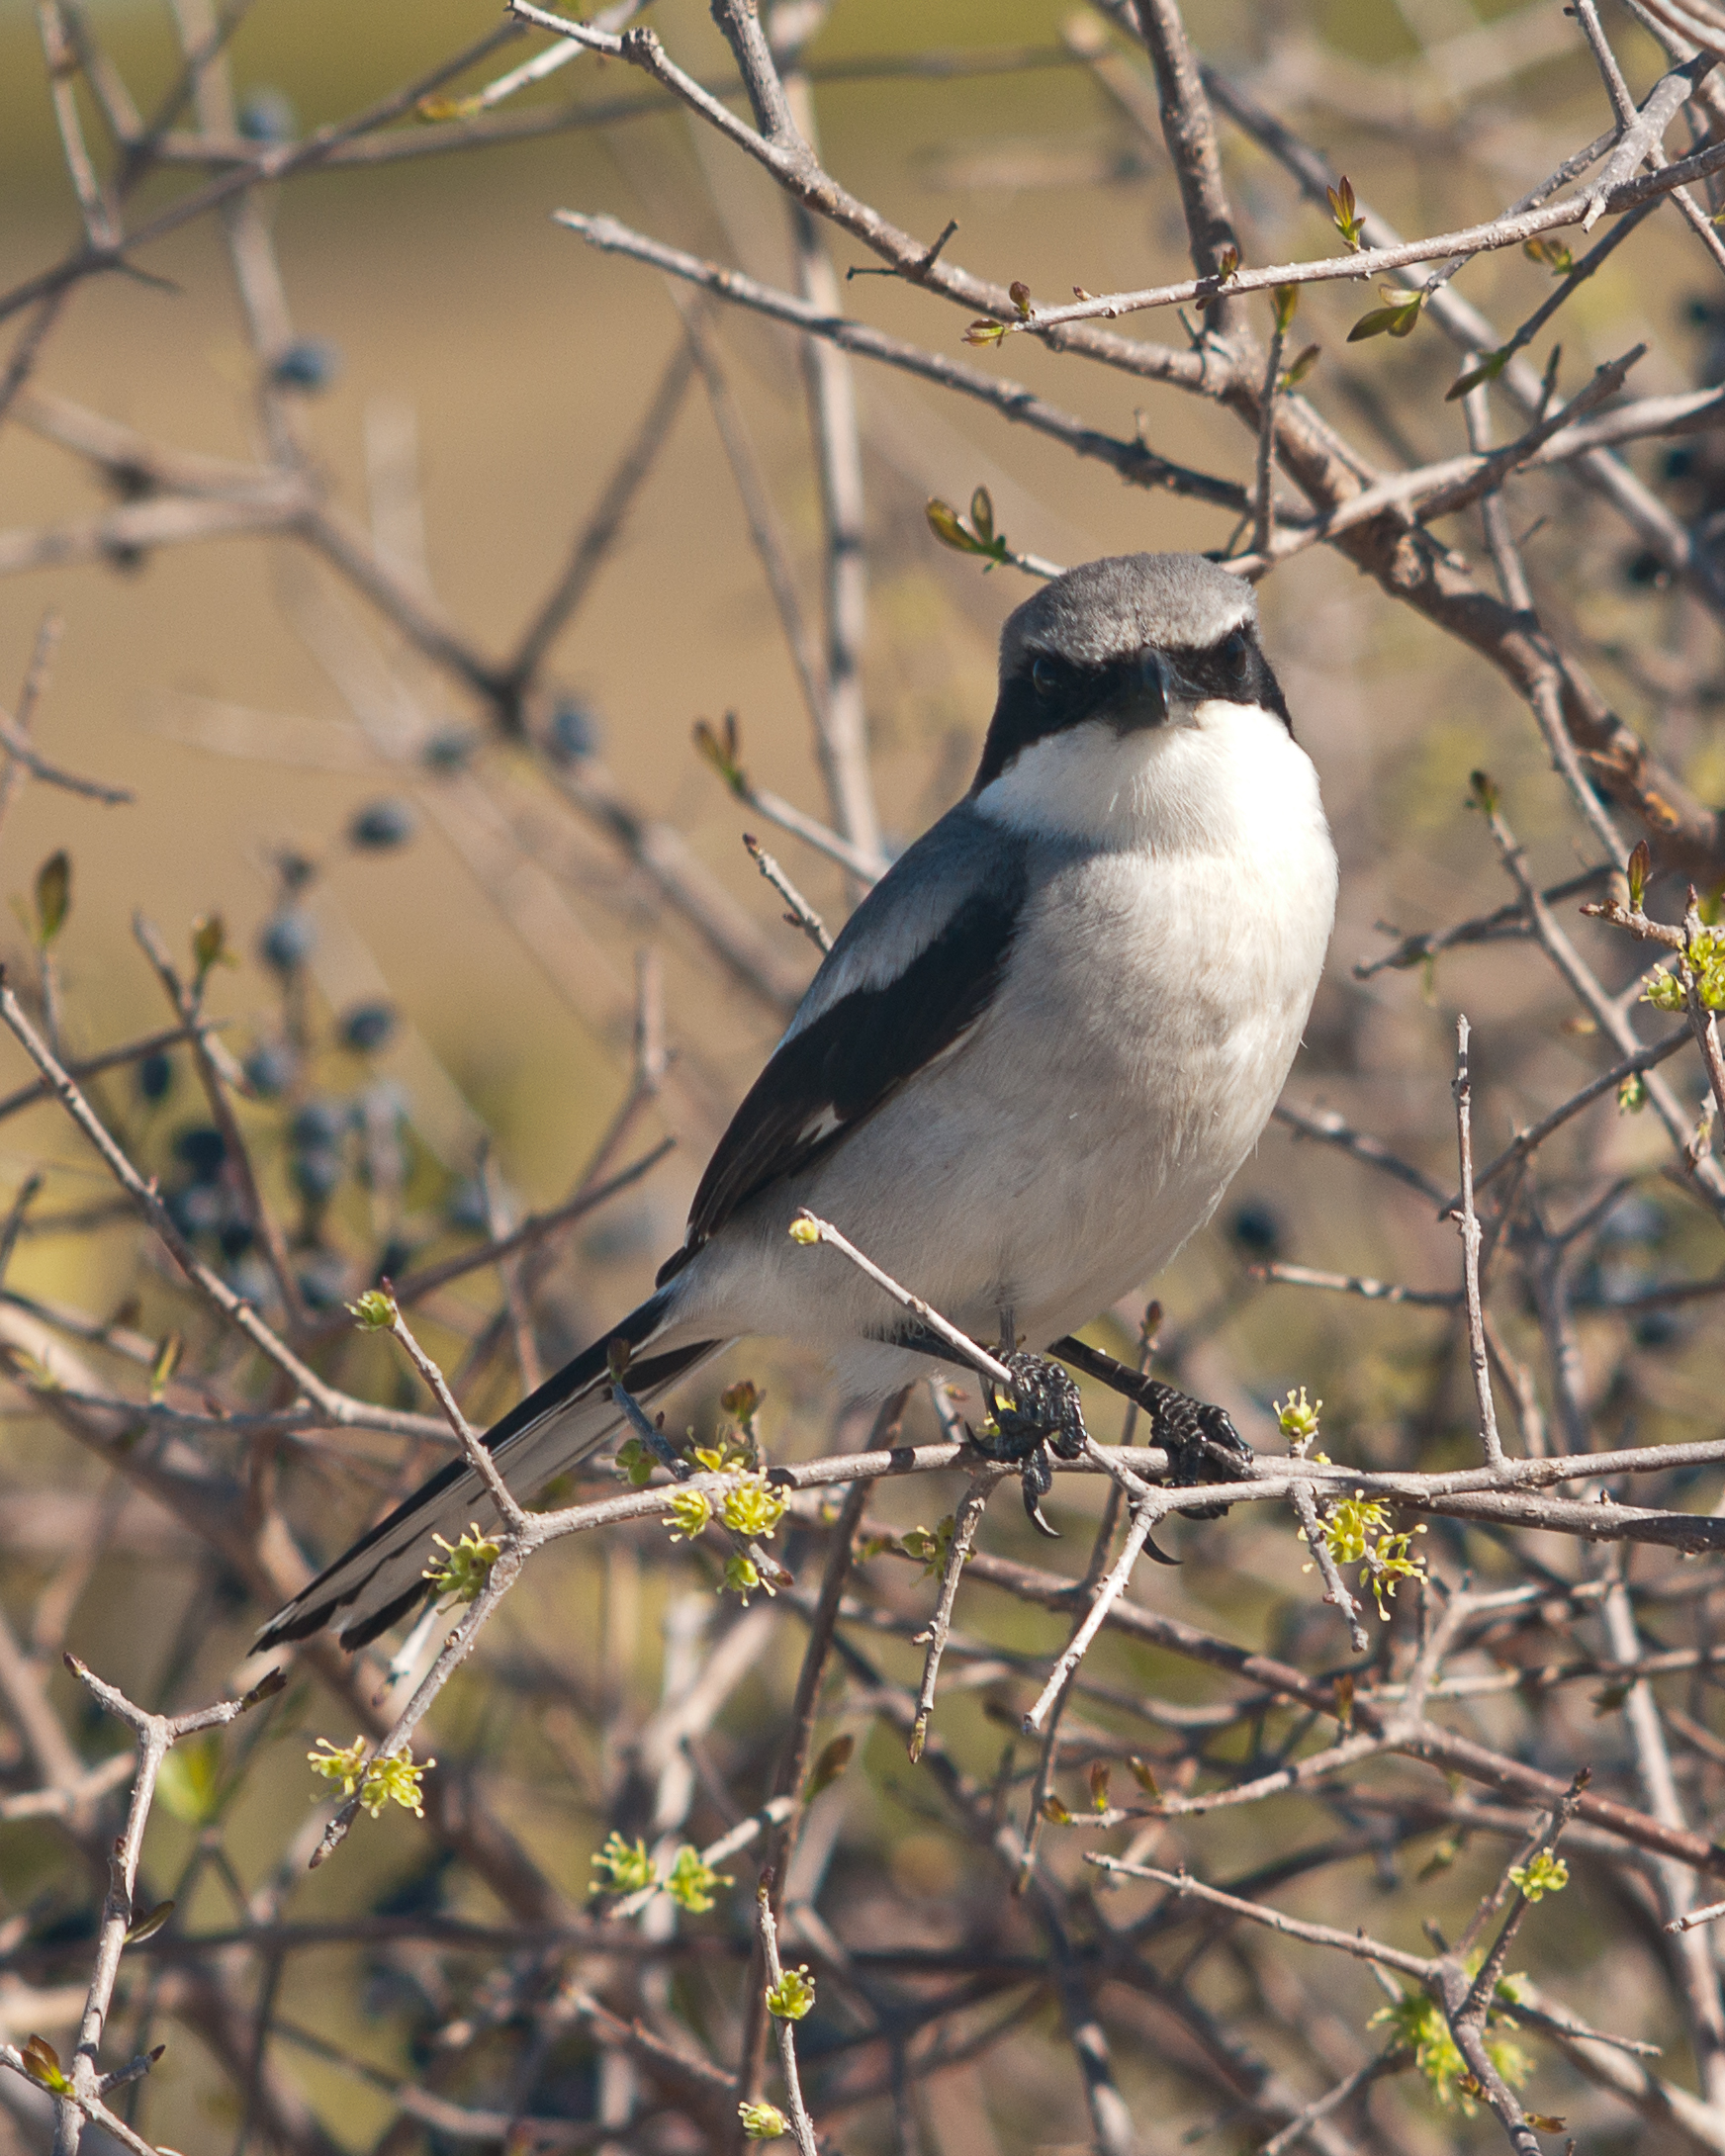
947;701;1337;1329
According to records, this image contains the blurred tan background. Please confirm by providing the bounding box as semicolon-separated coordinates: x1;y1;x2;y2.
6;4;1725;2147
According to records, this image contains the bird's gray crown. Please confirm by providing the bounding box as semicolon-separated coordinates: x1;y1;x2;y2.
1000;552;1254;676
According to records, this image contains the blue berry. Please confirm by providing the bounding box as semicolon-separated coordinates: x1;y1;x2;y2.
349;798;415;850
446;1178;489;1233
1228;1199;1283;1258
259;911;316;973
291;1099;346;1150
292;1147;342;1204
549;698;600;762
243;1042;296;1099
423;728;477;772
341;1003;397;1054
169;1185;224;1236
174;1125;227;1184
237;88;297;143
136;1051;174;1103
271;338;339;394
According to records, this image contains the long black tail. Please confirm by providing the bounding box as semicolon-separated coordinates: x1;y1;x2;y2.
255;1294;721;1653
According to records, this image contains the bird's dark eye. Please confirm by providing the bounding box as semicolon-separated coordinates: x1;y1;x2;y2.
1222;629;1249;676
1031;654;1059;696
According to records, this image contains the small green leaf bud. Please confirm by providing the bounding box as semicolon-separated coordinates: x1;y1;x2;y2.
590;1832;658;1895
739;2100;788;2139
766;1965;816;2021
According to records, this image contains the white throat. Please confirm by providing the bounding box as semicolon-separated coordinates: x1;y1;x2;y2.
971;701;1321;855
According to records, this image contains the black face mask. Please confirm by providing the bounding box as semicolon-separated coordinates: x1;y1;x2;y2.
972;624;1293;791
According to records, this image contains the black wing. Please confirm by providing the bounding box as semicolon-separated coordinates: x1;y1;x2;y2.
659;811;1029;1282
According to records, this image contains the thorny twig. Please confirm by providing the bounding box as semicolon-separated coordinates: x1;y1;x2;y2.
1452;1015;1508;1470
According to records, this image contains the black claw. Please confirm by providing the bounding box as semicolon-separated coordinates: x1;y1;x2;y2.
1020;1447;1059;1537
1023;1484;1061;1539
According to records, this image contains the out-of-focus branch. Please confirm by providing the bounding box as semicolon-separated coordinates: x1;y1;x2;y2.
501;338;697;708
40;1657;284;2156
0;979;447;1440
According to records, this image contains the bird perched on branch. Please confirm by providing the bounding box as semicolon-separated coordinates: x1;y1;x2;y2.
259;552;1336;1652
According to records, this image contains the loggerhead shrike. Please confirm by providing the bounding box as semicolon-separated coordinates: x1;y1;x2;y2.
259;552;1336;1653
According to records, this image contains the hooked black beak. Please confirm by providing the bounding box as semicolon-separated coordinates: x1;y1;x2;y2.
1134;649;1168;726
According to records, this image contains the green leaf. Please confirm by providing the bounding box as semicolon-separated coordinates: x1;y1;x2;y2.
614;1435;655;1488
22;2034;70;2093
1347;297;1421;343
1271;283;1298;334
155;1733;223;1824
1445;347;1510;402
691;714;745;794
1523;235;1574;276
191;913;233;986
1327;176;1365;250
1626;838;1651;912
1280;343;1321;390
148;1331;182;1403
125;1898;176;1944
925;497;967;550
1417;1831;1463;1880
924;494;1009;571
1469;769;1499;814
34;851;70;947
803;1732;855;1802
416;92;483;123
962;318;1007;346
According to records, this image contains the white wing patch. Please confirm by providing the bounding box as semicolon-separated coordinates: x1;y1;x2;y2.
797;1106;845;1145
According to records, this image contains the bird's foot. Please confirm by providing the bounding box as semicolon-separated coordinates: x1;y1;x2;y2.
989;1351;1090;1461
969;1351;1090;1539
1044;1337;1254;1522
1137;1381;1254;1518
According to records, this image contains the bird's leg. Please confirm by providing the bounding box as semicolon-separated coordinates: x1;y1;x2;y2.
1049;1334;1254;1516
